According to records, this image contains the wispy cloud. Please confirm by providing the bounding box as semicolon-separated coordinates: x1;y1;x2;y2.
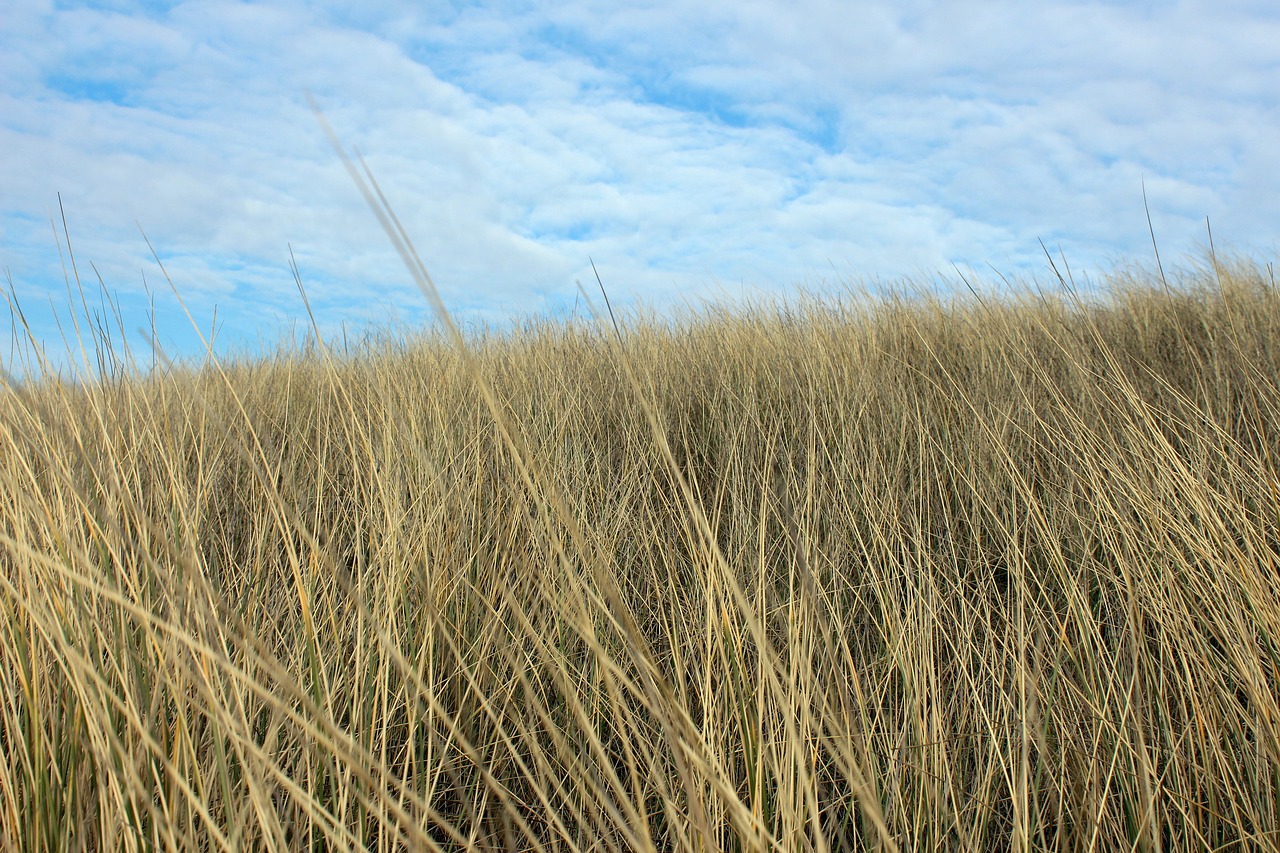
3;0;1277;371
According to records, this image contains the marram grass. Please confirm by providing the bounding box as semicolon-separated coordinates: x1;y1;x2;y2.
2;254;1279;851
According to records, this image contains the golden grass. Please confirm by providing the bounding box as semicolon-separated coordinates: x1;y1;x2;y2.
2;244;1280;850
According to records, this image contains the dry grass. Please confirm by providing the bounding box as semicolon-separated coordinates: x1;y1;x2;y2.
2;242;1280;850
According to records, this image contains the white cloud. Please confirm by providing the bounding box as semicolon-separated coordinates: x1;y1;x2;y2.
2;0;1278;372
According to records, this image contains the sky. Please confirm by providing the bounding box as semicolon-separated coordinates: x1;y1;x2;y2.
2;0;1278;375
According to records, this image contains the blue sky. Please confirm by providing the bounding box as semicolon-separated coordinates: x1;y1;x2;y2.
3;0;1278;374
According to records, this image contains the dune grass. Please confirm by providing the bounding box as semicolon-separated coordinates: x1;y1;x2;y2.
2;240;1280;850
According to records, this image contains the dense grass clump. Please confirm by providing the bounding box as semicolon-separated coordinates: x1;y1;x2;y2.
2;253;1279;850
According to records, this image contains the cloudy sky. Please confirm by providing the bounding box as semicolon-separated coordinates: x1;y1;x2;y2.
2;0;1278;373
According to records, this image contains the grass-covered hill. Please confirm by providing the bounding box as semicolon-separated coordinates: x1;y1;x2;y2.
2;252;1278;850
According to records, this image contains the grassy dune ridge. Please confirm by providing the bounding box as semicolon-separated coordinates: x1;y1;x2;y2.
2;252;1279;850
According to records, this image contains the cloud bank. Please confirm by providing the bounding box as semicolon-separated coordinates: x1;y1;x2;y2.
2;0;1277;369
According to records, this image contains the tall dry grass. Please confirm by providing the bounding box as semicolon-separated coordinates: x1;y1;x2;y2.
2;245;1279;850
